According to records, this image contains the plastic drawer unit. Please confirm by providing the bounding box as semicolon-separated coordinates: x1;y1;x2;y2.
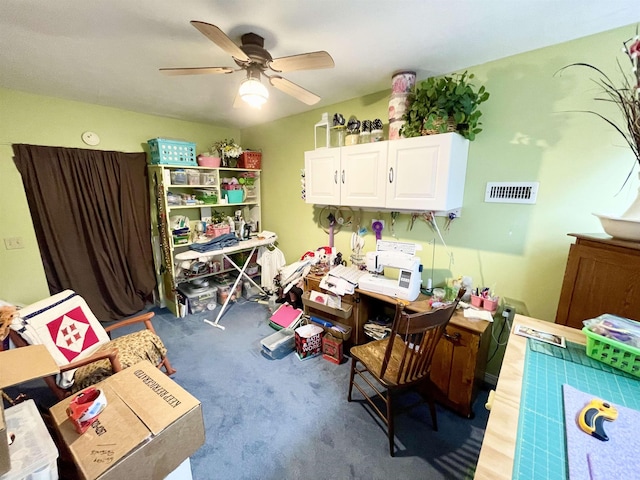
1;400;58;480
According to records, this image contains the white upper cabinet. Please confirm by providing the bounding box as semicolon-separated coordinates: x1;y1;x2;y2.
340;142;387;208
304;147;340;205
385;133;469;211
305;133;469;212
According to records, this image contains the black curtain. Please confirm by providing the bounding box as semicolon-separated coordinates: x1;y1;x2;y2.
12;144;156;321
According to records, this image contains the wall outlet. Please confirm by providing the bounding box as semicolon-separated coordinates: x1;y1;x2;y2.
4;237;24;250
501;304;516;323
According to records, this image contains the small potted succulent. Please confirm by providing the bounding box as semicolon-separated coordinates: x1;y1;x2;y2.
400;71;490;141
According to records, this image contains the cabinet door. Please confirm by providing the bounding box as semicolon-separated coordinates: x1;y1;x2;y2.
386;133;468;211
556;242;640;328
304;149;340;205
430;324;480;417
340;142;387;208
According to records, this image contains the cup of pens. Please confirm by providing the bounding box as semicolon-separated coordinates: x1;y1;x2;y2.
483;296;499;312
471;295;484;308
473;287;499;312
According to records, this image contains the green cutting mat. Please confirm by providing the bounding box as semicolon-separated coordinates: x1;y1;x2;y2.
512;339;640;479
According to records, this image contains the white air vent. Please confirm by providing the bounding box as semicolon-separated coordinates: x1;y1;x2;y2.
485;182;539;204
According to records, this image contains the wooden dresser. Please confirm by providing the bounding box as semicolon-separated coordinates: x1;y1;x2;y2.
555;233;640;329
303;273;491;417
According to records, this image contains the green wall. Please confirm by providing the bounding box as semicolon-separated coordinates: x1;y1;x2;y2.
1;24;637;376
0;88;239;305
242;24;640;375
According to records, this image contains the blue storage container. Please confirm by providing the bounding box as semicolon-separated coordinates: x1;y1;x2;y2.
148;138;197;166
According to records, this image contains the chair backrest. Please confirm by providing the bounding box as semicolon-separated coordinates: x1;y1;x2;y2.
10;290;111;388
380;289;465;385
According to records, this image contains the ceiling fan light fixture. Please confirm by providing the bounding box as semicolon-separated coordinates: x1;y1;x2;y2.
239;77;269;108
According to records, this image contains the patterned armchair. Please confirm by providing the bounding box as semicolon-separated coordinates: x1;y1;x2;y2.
8;290;175;400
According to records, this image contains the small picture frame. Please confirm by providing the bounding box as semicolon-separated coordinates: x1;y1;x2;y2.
514;324;566;348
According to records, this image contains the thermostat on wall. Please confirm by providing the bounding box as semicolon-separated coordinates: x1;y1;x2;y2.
81;131;100;146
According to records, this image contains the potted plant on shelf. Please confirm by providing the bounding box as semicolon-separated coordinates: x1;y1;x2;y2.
400;71;490;141
212;139;243;167
558;27;640;240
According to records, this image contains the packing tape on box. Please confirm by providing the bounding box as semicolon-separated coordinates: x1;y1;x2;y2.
67;387;108;434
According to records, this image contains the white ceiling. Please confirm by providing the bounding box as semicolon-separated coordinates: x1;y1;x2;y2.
1;1;638;129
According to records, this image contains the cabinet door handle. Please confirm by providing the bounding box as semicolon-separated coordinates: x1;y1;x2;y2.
342;169;345;184
443;332;461;342
388;167;394;183
334;170;338;184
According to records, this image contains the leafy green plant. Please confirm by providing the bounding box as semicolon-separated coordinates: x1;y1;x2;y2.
400;71;490;141
210;210;227;225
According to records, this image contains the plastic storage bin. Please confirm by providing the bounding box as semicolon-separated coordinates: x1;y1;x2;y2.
148;138;197;166
216;282;242;305
194;189;218;205
261;328;296;359
178;283;218;314
200;172;218;185
583;327;640;377
238;151;262;169
223;189;244;204
186;169;200;185
170;170;187;185
243;280;262;299
2;399;58;480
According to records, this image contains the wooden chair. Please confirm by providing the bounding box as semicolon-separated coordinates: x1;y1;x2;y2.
347;289;464;456
8;290;176;401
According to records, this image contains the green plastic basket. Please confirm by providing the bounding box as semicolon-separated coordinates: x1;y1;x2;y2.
582;327;640;377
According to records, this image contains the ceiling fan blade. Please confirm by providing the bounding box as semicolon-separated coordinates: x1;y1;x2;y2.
159;67;234;76
190;20;250;62
269;76;320;105
269;51;334;72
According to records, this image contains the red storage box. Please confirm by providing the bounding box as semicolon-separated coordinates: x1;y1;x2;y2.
238;151;262;169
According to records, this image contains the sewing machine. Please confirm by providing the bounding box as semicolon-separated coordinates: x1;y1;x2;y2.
358;240;422;301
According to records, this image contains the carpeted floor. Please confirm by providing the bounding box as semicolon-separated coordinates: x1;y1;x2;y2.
5;298;491;480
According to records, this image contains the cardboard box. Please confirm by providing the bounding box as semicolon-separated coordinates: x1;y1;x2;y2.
0;345;60;390
0;345;59;476
49;361;204;480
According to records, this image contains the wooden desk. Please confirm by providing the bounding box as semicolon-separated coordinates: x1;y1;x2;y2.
303;274;491;417
474;315;585;480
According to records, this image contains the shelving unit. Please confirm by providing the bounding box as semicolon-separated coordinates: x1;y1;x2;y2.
148;164;262;316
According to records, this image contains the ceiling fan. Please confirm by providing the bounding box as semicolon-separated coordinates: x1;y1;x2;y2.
160;21;335;108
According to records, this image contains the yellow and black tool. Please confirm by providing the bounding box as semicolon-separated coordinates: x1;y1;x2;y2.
578;398;618;441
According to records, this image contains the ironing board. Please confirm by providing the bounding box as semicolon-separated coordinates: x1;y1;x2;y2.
175;234;277;330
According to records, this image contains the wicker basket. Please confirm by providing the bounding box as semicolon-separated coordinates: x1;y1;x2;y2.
583;327;640;377
238;151;262;169
421;117;457;136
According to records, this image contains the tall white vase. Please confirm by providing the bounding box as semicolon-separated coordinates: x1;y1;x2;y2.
594;171;640;241
621;172;640;220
